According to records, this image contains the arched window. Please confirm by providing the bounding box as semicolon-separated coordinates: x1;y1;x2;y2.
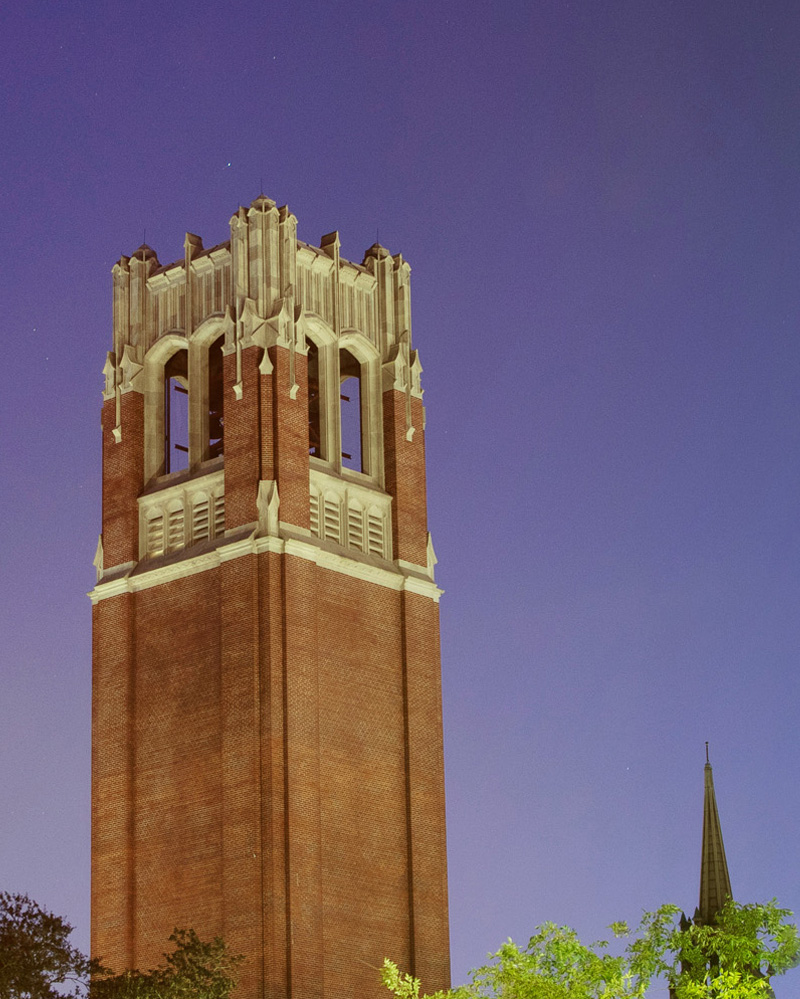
164;349;189;473
339;348;363;472
308;340;323;458
207;335;224;459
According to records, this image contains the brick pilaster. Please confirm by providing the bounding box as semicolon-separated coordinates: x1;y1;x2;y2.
283;555;324;999
223;347;262;530
272;347;309;531
101;392;144;568
258;551;289;999
220;553;264;999
383;391;428;566
401;591;450;993
91;594;136;972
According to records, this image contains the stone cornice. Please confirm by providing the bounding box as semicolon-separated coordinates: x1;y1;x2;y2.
89;529;442;604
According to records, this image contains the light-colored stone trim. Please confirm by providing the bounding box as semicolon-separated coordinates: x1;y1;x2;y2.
102;353;116;401
396;557;434;583
138;468;225;559
113;205;416;379
93;535;104;583
309;466;392;559
89;527;442;605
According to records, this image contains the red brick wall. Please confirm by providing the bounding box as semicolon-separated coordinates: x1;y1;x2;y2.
132;572;224;962
401;591;450;991
272;346;309;529
101;393;144;567
382;391;429;566
93;555;449;997
93;338;449;999
219;553;265;998
315;570;411;999
91;594;136;971
223;347;262;529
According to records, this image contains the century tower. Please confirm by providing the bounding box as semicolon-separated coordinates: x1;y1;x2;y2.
90;196;450;999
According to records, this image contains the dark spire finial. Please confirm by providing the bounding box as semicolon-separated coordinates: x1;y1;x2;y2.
698;753;732;925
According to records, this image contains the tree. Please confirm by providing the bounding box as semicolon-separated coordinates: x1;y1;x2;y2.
382;900;799;999
91;928;242;999
0;892;95;999
0;894;241;999
630;900;800;998
384;923;644;999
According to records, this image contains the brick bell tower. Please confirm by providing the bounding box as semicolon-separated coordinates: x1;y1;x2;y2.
90;196;450;999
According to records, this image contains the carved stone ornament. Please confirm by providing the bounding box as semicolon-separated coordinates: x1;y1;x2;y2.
266;295;296;351
221;305;236;355
235;298;272;376
119;344;143;394
264;296;301;396
94;534;104;583
102;352;116;401
256;480;280;537
409;349;424;399
426;532;438;581
382;342;410;394
240;297;269;351
294;304;310;354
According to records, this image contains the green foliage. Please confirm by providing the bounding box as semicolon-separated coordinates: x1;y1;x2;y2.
383;923;646;999
633;899;799;999
383;900;799;999
0;891;95;999
91;928;242;999
0;895;240;999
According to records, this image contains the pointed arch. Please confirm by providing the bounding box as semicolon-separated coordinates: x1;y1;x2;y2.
338;331;382;482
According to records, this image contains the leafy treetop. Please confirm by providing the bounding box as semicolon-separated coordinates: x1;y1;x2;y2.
0;893;241;999
0;892;95;999
92;928;242;999
383;900;799;999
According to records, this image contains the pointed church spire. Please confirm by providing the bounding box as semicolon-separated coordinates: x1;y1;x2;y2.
697;744;732;925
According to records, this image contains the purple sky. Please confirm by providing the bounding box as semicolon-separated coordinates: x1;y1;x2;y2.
2;0;800;990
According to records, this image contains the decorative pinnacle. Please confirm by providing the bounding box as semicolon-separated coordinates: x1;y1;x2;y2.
363;242;390;263
250;194;276;211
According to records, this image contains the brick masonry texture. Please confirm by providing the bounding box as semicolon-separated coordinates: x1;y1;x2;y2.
223;348;262;528
94;220;448;999
382;392;429;566
93;553;450;999
101;393;144;567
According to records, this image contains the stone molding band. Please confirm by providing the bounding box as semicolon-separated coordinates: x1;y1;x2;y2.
89;528;442;605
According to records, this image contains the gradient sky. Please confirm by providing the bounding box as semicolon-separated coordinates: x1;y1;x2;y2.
2;0;800;992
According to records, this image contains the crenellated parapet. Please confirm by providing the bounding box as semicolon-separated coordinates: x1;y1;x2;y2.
108;196;416;373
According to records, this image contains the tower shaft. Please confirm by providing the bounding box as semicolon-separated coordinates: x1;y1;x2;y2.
91;200;450;999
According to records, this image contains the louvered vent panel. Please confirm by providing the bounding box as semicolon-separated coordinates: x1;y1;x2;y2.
323;497;341;543
167;508;185;551
192;499;210;542
348;505;364;551
147;515;164;556
367;512;384;557
213;495;225;536
310;492;320;537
